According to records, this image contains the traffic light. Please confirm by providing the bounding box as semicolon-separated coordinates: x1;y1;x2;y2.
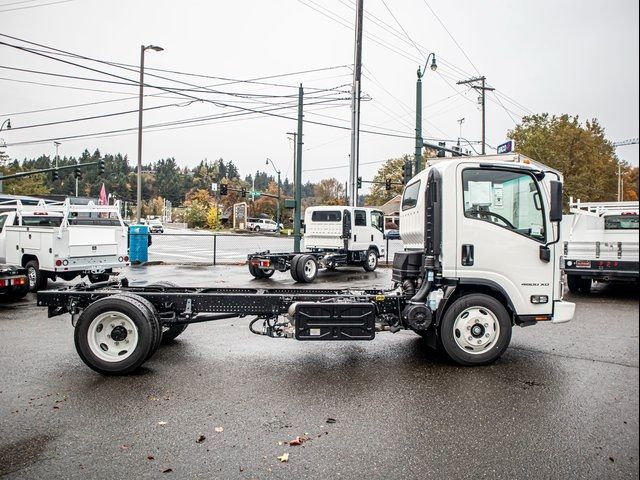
220;183;228;196
98;159;105;175
452;146;462;157
357;177;362;189
52;169;59;181
437;142;446;158
74;166;82;180
385;179;391;191
241;187;247;198
403;160;412;185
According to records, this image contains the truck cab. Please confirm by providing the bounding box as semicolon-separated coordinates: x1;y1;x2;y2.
303;205;385;261
395;154;575;365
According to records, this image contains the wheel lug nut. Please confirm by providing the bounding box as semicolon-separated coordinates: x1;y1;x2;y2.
485;333;490;338
484;323;488;327
107;334;111;339
468;336;473;341
128;329;133;334
120;322;125;326
477;340;482;344
110;324;115;328
466;326;471;331
115;341;119;346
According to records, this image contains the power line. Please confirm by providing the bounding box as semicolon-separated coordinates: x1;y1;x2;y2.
0;0;74;12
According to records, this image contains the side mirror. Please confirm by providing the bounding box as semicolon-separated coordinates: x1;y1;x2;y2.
549;180;563;222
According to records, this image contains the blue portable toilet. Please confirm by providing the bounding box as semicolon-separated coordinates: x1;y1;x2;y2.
129;224;149;263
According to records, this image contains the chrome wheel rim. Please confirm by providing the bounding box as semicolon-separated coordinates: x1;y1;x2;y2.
87;311;139;363
367;252;377;268
452;306;500;355
27;267;37;288
304;259;317;279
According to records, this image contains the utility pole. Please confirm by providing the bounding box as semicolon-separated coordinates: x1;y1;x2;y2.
294;85;304;253
457;76;494;155
348;0;364;207
54;141;61;169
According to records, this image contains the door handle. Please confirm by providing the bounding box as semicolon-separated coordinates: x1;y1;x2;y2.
462;244;474;266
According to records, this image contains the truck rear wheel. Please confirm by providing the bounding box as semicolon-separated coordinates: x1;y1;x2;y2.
439;293;512;366
290;255;302;282
114;292;162;360
363;249;378;272
74;294;158;375
25;260;47;292
567;274;591;294
9;283;29;300
248;262;275;279
295;254;318;283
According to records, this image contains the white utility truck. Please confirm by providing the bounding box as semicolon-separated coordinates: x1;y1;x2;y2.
247;206;386;282
563;199;639;293
38;153;574;374
0;199;130;291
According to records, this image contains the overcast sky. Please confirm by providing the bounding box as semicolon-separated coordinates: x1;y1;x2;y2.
1;0;638;192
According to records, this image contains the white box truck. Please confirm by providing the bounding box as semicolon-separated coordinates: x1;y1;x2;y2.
563;199;639;293
0;199;130;291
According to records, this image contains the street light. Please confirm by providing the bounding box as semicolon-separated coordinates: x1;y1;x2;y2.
136;44;163;224
266;157;282;234
415;53;437;175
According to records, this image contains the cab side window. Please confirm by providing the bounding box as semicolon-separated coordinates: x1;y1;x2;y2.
0;215;6;233
462;168;546;242
354;210;367;226
371;211;384;232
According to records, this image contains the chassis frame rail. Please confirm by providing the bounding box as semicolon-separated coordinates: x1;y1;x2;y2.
37;280;407;323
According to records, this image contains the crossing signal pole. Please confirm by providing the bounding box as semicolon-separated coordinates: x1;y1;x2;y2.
456;76;495;155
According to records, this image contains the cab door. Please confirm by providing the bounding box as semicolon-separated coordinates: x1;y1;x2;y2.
370;210;385;252
351;209;369;251
456;165;555;315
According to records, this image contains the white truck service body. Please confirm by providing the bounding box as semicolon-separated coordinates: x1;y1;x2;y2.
562;199;639;293
0;199;130;291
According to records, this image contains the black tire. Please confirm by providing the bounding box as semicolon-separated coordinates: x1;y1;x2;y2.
114;292;162;360
9;283;30;300
248;262;260;278
147;281;190;344
290;255;302;282
25;260;47;292
88;273;110;284
254;226;261;232
363;249;378;272
439;293;512;366
295;254;318;283
74;294;157;375
567;274;591;294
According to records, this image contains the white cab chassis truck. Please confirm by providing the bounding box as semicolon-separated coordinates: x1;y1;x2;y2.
247;206;386;282
37;154;574;375
562;199;639;293
0;199;130;291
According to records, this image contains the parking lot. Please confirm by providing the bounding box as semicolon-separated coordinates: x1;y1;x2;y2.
0;265;638;479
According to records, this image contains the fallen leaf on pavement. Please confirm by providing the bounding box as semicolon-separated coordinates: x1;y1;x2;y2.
147;455;155;461
120;444;129;449
326;418;337;424
277;453;289;463
196;435;206;443
161;467;173;473
288;436;304;446
214;427;224;433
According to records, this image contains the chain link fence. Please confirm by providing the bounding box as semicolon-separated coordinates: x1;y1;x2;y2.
129;231;403;266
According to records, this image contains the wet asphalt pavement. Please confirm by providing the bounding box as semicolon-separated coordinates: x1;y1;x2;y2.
0;265;638;479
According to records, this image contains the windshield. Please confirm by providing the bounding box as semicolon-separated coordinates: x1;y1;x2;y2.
604;214;639;230
150;219;162;225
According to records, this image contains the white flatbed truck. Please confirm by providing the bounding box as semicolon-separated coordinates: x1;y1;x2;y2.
563;199;639;293
37;154;574;375
247;206;386;282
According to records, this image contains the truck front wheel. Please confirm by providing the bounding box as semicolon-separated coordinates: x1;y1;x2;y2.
363;249;378;272
439;293;512;366
25;260;47;292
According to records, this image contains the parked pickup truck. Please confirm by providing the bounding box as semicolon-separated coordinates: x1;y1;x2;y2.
563;199;639;293
0;263;29;301
0;199;130;291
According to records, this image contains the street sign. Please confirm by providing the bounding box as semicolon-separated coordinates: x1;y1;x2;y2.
497;140;515;154
250;191;261;200
211;182;218;192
